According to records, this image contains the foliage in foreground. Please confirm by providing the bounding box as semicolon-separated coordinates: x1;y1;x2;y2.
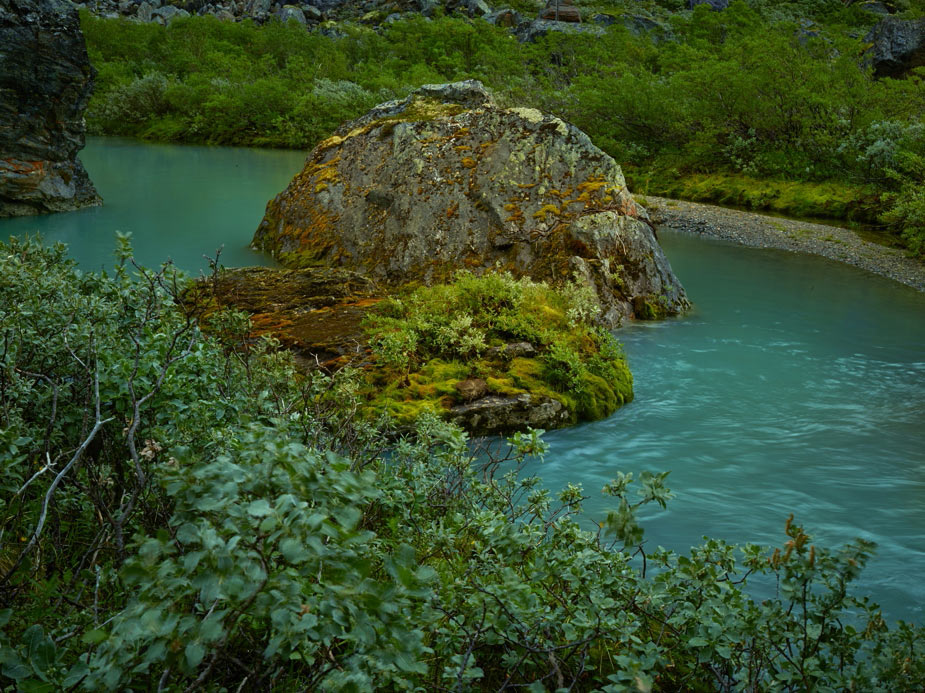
362;271;633;426
1;237;924;691
81;5;925;251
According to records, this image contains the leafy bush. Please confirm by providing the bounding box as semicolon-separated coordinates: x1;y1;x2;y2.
363;271;634;425
881;149;925;256
0;238;923;690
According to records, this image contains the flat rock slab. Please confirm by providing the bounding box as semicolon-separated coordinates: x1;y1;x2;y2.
448;393;570;437
195;266;382;368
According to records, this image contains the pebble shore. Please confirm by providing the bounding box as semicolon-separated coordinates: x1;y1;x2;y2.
646;196;925;293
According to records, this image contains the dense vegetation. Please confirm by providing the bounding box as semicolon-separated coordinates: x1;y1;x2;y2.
81;1;925;251
362;271;633;426
1;238;924;690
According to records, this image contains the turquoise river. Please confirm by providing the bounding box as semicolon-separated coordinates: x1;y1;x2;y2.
3;138;924;623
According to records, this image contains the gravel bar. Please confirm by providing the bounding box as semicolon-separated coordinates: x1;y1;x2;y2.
645;196;925;293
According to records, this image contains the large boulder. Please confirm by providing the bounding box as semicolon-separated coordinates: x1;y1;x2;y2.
276;3;306;23
864;16;925;78
151;4;190;22
253;80;689;327
0;0;102;217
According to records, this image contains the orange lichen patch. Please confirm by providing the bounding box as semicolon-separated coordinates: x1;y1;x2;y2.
314;134;346;153
504;202;524;223
515;182;536;189
270;209;340;265
248;312;296;335
461;157;477;169
454;145;472;152
2;159;45;175
446;201;459;219
449;127;470;139
463;253;484;268
314;182;328;193
532;204;561;221
577;178;609;194
314;164;340;185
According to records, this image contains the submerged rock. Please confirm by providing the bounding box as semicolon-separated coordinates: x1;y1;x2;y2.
254;80;689;327
0;0;102;217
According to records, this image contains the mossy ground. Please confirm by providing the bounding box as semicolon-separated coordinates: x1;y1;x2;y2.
627;168;883;226
360;271;634;430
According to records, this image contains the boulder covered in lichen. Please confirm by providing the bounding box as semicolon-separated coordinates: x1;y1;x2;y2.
253;80;689;328
0;0;102;217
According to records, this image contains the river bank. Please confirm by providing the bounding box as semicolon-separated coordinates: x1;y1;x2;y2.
646;196;925;293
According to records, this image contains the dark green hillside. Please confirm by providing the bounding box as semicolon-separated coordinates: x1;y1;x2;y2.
81;2;925;252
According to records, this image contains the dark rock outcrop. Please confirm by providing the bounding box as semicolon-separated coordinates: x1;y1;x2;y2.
864;16;925;77
253;80;689;328
0;0;101;217
516;18;604;42
690;0;729;10
590;11;673;42
484;8;520;27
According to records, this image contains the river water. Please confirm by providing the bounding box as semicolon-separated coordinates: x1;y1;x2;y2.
3;138;923;622
0;137;306;272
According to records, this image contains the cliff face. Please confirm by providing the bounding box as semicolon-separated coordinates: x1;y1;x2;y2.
0;0;101;217
254;81;689;328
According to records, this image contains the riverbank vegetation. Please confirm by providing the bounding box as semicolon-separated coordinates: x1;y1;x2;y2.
2;239;925;689
80;2;925;253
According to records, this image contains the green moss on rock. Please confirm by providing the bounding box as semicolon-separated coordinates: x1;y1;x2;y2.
360;271;634;434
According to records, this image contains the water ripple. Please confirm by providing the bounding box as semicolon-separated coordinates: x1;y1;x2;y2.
542;231;925;622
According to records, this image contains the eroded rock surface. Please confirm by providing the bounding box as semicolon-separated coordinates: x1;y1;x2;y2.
254;80;689;327
0;0;102;216
194;266;381;369
449;393;570;437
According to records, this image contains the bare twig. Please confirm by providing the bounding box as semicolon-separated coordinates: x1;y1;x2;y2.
0;367;113;588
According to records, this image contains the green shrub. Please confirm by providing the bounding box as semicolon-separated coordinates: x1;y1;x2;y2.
0;239;923;690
